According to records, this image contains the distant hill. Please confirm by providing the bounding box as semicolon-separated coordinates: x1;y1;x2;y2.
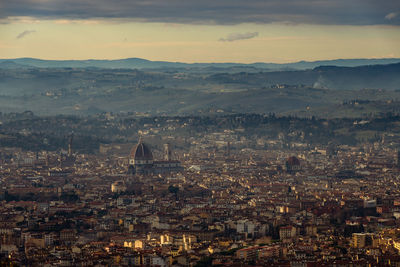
0;61;31;69
312;63;400;90
207;62;400;90
0;60;399;116
0;57;399;71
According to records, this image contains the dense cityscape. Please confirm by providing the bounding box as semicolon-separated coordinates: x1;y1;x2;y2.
1;113;400;266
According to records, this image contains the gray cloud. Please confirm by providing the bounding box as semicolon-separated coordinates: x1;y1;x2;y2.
385;12;398;20
1;0;400;25
219;32;259;42
16;30;36;39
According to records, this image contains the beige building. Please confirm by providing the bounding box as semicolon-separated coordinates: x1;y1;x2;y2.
279;226;296;240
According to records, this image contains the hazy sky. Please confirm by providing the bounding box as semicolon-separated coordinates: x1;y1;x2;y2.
1;0;399;63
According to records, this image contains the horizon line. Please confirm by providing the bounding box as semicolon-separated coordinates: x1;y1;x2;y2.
1;56;400;65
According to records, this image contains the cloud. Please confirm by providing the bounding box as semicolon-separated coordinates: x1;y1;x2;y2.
219;32;259;42
385;12;398;20
16;30;36;39
1;0;400;25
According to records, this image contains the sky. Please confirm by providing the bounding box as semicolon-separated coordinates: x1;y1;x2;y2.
0;0;399;63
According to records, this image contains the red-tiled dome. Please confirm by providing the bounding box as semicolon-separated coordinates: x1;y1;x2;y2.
286;156;300;165
130;141;153;160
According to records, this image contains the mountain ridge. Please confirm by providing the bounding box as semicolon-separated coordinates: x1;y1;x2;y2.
1;57;400;70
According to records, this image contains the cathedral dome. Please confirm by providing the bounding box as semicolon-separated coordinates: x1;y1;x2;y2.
130;141;153;161
286;156;300;166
